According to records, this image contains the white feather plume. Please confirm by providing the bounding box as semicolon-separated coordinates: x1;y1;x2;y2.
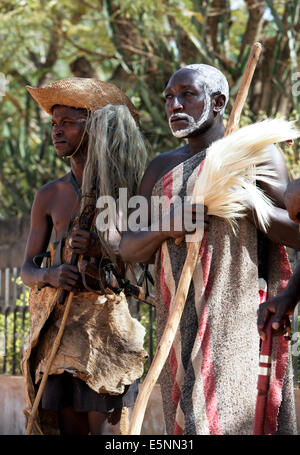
193;118;300;232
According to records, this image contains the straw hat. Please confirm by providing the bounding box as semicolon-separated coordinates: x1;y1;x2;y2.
26;77;139;122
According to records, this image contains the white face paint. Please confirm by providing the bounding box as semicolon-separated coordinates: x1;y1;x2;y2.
168;90;211;138
167;64;229;138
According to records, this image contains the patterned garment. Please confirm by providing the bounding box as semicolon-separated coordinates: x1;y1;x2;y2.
152;150;297;435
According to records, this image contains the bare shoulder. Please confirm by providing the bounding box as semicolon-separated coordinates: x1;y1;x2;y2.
286;178;300;195
265;144;288;173
33;174;69;212
140;145;188;198
37;173;69;195
259;144;289;208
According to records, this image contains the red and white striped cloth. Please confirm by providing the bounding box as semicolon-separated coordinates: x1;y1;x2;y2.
152;151;296;435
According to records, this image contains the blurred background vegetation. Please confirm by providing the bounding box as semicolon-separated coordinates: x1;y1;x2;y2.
0;0;300;218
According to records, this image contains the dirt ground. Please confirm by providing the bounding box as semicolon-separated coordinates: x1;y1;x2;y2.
0;375;299;434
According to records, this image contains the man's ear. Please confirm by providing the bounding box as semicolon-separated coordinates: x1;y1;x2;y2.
212;94;226;113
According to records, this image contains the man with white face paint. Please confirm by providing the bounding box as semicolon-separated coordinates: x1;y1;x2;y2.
167;64;229;139
120;65;299;434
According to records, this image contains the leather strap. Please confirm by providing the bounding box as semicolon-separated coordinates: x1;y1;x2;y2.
51;239;65;267
70;171;81;199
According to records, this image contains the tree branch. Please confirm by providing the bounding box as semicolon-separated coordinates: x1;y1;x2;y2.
206;0;226;53
76;0;103;10
4;92;26;117
238;0;265;62
61;30;115;59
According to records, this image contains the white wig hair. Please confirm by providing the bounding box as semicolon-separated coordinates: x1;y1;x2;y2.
183;64;229;115
81;104;148;265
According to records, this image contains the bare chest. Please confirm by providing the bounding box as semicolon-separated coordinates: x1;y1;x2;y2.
50;185;80;241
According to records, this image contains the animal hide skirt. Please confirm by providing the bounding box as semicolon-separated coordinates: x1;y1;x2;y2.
22;286;148;434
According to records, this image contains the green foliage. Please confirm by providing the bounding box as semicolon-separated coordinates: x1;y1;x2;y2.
0;0;300;218
139;304;157;377
127;294;157;377
0;118;69;216
0;280;31;375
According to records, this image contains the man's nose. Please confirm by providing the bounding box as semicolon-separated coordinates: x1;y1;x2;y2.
169;96;183;112
52;125;63;136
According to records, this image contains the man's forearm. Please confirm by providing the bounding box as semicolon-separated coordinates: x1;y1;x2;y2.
282;261;300;307
264;207;300;249
119;228;169;263
21;261;49;289
248;205;300;249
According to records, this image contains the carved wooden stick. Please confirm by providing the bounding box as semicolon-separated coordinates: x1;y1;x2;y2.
127;42;262;435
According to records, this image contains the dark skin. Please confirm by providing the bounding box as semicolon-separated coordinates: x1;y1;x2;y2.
258;179;300;341
21;105;122;435
119;68;300;267
284;178;300;223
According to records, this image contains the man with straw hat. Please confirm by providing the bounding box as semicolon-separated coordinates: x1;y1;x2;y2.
120;64;300;434
21;77;148;435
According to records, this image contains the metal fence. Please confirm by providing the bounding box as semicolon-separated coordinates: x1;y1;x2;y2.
0;268;29;375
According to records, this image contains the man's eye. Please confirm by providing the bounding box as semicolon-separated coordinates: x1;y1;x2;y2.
184;91;194;96
165;94;173;100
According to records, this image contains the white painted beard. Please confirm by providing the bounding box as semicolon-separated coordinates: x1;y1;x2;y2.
169;95;210;138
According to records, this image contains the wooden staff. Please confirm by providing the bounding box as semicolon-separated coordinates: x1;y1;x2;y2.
127;42;262;435
225;42;262;136
26;291;74;435
253;315;274;435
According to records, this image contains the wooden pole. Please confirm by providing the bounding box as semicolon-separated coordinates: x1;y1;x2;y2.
225;42;262;137
26;291;74;435
127;42;262;435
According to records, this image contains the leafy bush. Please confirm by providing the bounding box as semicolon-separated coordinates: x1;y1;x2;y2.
0;280;30;375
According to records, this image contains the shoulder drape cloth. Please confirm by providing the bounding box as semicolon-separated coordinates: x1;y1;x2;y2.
152;151;297;435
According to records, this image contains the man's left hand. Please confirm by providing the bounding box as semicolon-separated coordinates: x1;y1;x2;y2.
68;230;101;257
257;294;294;341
